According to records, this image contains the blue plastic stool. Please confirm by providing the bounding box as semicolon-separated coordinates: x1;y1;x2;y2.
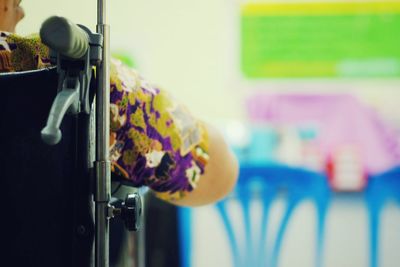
179;163;331;267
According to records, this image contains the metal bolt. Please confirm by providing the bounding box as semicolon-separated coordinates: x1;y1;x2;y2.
77;225;86;236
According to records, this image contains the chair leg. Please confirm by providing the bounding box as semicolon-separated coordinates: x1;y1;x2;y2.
270;195;302;267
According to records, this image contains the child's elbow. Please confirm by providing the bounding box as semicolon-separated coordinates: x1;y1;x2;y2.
169;152;239;207
213;150;239;202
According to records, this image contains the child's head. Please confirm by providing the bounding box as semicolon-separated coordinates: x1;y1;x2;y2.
0;0;24;32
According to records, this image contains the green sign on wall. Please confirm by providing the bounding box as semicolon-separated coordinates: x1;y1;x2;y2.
241;2;400;78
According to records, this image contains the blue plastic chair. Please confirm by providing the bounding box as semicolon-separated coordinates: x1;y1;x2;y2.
179;163;331;267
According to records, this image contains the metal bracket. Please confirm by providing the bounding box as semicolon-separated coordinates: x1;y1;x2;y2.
41;26;103;145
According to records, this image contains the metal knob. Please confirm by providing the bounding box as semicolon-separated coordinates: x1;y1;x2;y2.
118;193;142;232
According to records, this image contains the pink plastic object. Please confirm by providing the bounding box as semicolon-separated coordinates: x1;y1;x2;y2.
246;94;400;175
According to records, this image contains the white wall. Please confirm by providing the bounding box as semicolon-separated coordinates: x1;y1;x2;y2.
17;0;400;125
18;0;243;122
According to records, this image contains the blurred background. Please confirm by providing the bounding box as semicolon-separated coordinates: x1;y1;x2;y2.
18;0;400;267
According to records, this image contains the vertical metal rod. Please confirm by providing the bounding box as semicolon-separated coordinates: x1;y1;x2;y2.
95;0;111;267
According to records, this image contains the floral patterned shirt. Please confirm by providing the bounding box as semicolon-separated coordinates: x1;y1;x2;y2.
0;32;209;201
